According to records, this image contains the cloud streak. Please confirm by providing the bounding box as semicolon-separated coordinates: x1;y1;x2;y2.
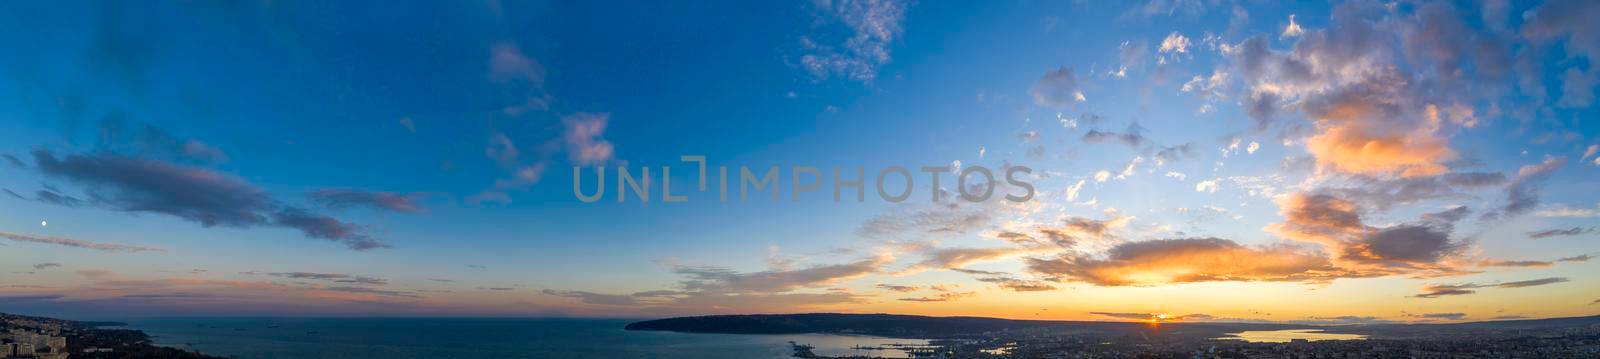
1413;277;1570;298
30;150;388;250
1027;237;1342;286
1527;227;1594;239
308;189;425;213
1;231;162;253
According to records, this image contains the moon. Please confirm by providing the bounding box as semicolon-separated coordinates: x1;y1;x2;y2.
40;220;47;227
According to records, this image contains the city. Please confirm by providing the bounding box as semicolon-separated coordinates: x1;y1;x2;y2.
629;313;1600;358
0;312;214;359
788;325;1600;358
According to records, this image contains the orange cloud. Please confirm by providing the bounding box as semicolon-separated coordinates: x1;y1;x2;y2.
1305;123;1455;178
1026;238;1342;286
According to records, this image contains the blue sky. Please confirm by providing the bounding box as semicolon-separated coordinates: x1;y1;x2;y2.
1;0;1598;322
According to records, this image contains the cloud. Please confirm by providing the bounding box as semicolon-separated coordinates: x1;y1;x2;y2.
476;133;548;200
1195;179;1219;193
486;132;523;167
398;117;416;133
1081;124;1149;149
118;292;217;300
308;189;425;213
76;269;118;280
542;289;643;306
661;291;868;312
1411;283;1477;298
673;255;892;293
1;154;24;167
1557;254;1592;262
1357;225;1460;264
1064;179;1087;201
1488;157;1568;220
179;140;230;164
1030;215;1134;248
1153;144;1197;166
1030;67;1086;106
1123;0;1208;18
533;253;902;313
29;188;86;207
897;291;974;302
6;184;90;208
1496;277;1570;288
32;263;61;270
93;118;231;164
33;150;273;225
900;247;1041;274
45;269;438;309
1477;259;1551;268
471;113;615;205
1521;0;1600;59
488;42;544;84
1558;67;1596;108
974;276;1056;292
260;272;388;286
1026;237;1340;286
1281;14;1305;38
1535;204;1599;218
949;268;1005;276
1226;3;1487;178
29;150;387;250
1407;312;1466;320
1159;32;1191;54
1090;312;1158;320
1117;156;1144;178
1181;69;1230;102
1090;312;1212;322
1528;227;1595;239
321;286;422;299
1311;172;1506;211
1265;193;1466;272
561;113;616;166
271;208;390;250
1;231;162;253
874;284;919;292
858;198;1019;237
1303;116;1455;178
1413;277;1569;298
799;0;908;82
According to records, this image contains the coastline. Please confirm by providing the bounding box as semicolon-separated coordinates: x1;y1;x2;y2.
118;316;927;359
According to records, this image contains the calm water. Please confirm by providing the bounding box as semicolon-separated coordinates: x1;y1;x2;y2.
1223;329;1366;343
123;317;928;359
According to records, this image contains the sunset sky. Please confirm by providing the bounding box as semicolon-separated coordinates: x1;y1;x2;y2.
2;0;1598;324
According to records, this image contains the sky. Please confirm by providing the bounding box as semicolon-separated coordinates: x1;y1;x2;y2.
0;0;1597;324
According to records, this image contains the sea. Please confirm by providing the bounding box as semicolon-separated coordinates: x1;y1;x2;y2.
1222;329;1366;343
122;317;929;359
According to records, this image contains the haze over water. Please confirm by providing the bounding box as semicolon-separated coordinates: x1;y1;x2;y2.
1224;329;1366;343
